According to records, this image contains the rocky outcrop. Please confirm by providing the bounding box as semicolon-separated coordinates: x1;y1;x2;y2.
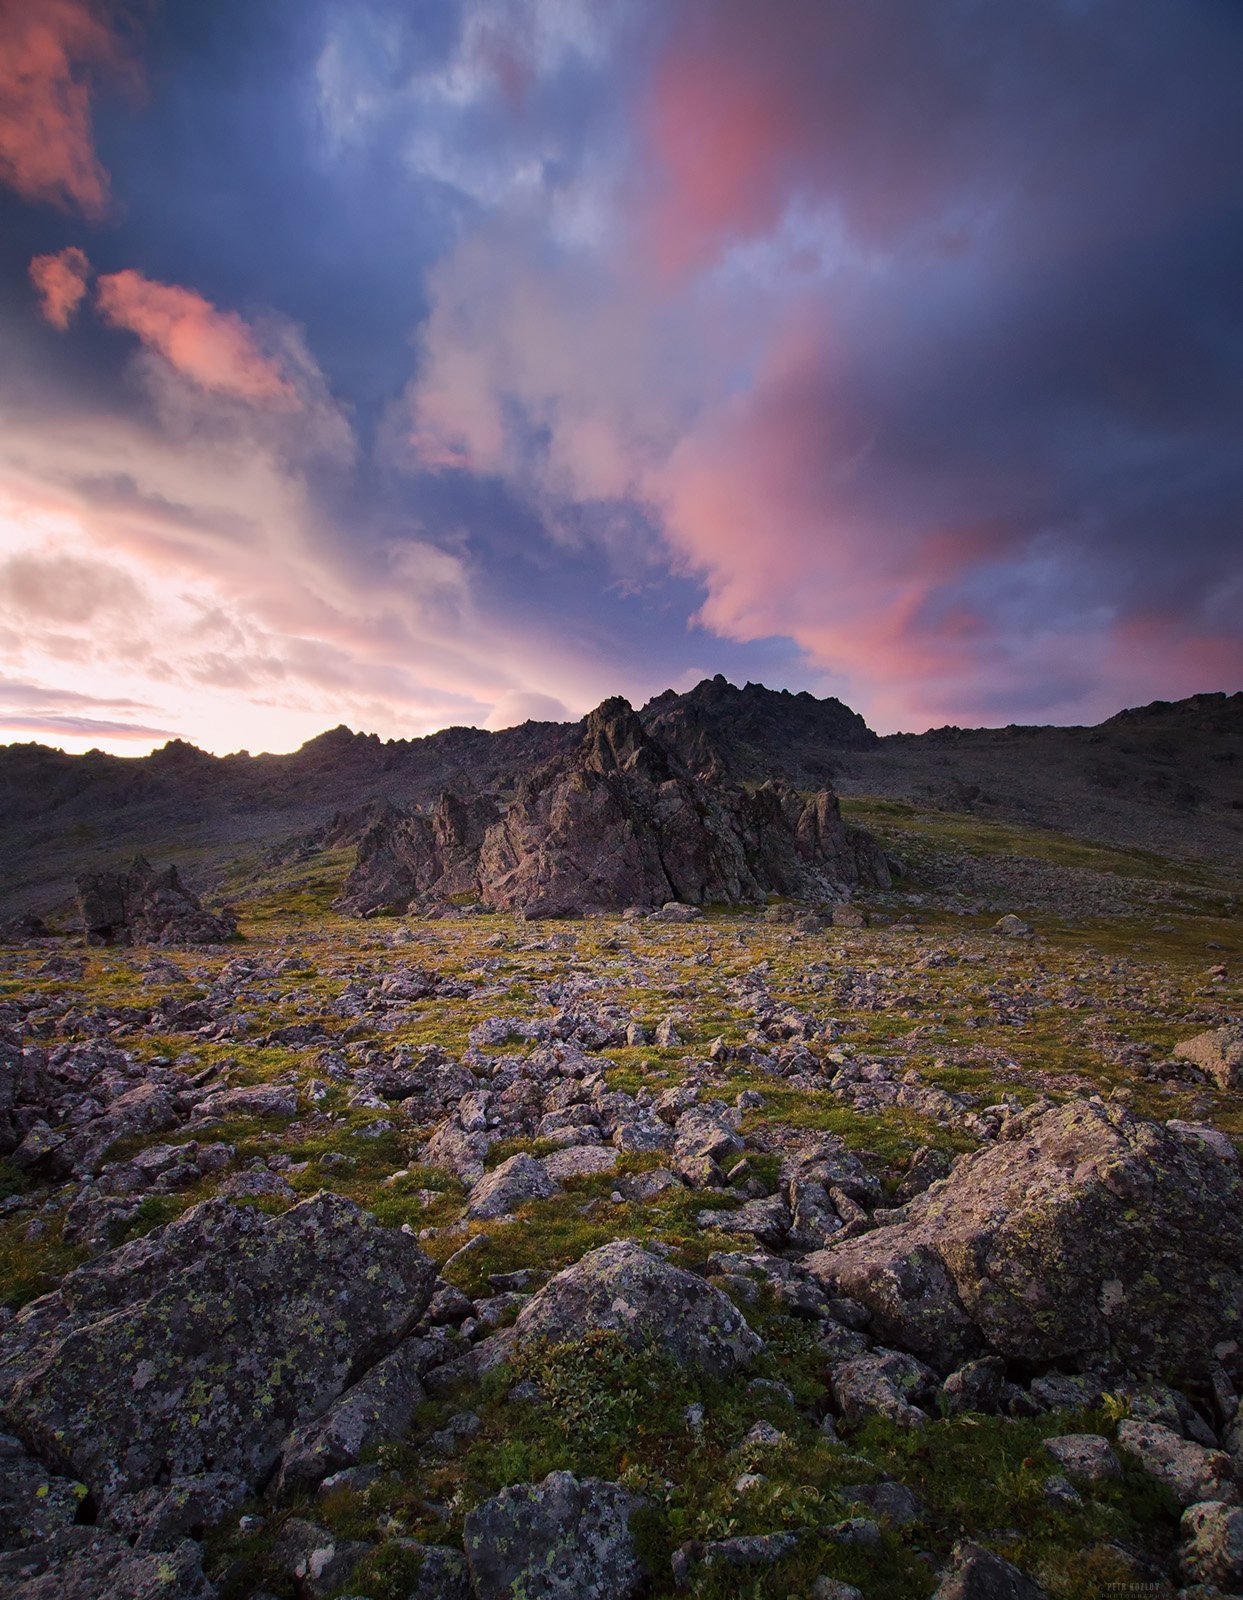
0;1193;436;1533
806;1099;1243;1377
75;857;237;946
512;1239;763;1377
336;698;890;917
640;674;879;785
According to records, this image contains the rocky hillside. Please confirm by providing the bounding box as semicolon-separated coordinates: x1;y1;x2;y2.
0;682;1238;918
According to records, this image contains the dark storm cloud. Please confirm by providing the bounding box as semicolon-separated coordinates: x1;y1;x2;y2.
0;0;1238;751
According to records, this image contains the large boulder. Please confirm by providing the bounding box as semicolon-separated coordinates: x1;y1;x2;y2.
76;857;237;947
512;1239;762;1378
0;1528;216;1599
336;699;888;917
1175;1025;1243;1091
463;1471;648;1600
0;1194;436;1527
930;1541;1045;1600
805;1100;1243;1377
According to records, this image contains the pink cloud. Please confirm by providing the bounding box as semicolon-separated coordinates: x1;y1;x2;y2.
94;270;300;406
29;245;92;329
0;0;135;217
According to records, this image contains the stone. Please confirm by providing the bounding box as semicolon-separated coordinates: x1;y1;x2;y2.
941;1359;1005;1416
466;1153;558;1219
838;1480;924;1525
1116;1419;1239;1506
931;1540;1046;1599
270;1517;368;1599
672;1531;803;1587
831;1350;937;1429
812;1581;865;1600
540;1145;618;1181
0;1450;87;1546
1181;1500;1243;1587
1042;1434;1121;1484
0;1527;216;1599
273;1337;436;1496
193;1083;299;1122
512;1239;763;1377
394;1542;474;1599
76;856;237;947
463;1470;648;1600
1175;1026;1243;1091
0;1193;436;1524
806;1099;1243;1376
698;1193;790;1247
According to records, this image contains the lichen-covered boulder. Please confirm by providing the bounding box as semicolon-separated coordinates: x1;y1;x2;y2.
512;1239;762;1377
0;1527;216;1599
1116;1420;1238;1506
0;1193;436;1527
0;1443;87;1547
1175;1025;1243;1090
806;1100;1243;1376
465;1152;559;1219
273;1336;437;1497
1181;1500;1243;1587
463;1471;648;1600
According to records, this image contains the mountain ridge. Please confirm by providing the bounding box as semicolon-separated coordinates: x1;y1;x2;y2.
0;680;1238;916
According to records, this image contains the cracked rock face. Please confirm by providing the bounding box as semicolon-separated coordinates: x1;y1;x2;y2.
806;1099;1243;1376
512;1238;764;1378
0;1193;435;1524
336;698;890;917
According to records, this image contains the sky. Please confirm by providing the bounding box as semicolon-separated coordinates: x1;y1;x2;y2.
0;0;1241;756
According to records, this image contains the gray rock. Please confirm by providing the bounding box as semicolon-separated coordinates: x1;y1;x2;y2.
672;1531;803;1587
540;1145;618;1181
463;1470;648;1600
0;1451;87;1546
274;1337;437;1496
838;1480;924;1525
831;1349;937;1429
1042;1434;1121;1484
1175;1026;1243;1091
931;1540;1046;1599
1181;1500;1243;1587
77;856;237;948
811;1580;865;1600
941;1359;1005;1416
807;1099;1243;1376
466;1153;558;1219
513;1239;762;1377
0;1527;216;1599
270;1517;369;1599
0;1193;435;1523
393;1541;474;1599
1116;1419;1239;1506
697;1194;790;1248
194;1083;299;1122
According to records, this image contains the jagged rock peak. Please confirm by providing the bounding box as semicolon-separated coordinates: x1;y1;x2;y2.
580;697;674;782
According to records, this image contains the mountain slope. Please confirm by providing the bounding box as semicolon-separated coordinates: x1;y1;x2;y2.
0;684;1238;918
